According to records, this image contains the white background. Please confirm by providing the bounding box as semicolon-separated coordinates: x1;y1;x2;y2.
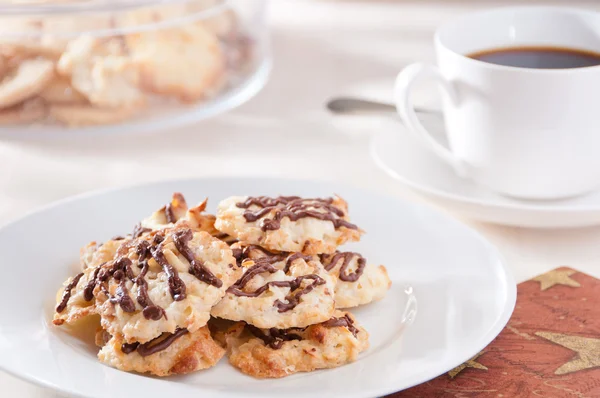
3;0;600;395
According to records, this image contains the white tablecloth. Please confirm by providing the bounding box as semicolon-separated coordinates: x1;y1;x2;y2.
3;0;600;395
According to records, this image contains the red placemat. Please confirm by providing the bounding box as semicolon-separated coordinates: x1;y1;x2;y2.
390;267;600;397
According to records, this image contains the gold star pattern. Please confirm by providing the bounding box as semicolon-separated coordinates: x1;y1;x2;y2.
447;351;488;379
532;269;581;291
535;331;600;375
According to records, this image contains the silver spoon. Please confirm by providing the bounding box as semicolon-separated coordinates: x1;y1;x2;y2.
326;97;437;116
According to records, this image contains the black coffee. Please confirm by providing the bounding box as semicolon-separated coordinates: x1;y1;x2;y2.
468;46;600;69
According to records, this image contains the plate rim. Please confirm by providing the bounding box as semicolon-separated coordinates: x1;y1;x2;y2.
370;125;600;214
0;176;517;398
371;234;516;397
0;59;272;141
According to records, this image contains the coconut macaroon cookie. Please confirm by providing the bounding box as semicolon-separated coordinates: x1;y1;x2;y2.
80;237;131;270
54;236;133;326
137;192;226;239
125;22;225;102
0;58;55;108
215;195;363;254
97;326;225;376
90;227;241;344
319;251;392;308
215;310;369;378
57;35;145;109
53;264;101;326
138;192;190;232
211;244;336;329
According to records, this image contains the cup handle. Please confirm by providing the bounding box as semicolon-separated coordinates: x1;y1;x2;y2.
394;63;468;178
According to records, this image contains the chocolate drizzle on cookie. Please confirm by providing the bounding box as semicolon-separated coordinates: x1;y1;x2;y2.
135;240;167;320
246;325;303;349
101;257;136;313
230;245;286;279
274;275;325;312
322;314;359;337
227;246;325;312
165;192;186;224
231;247;244;266
282;252;312;273
236;196;358;232
136;240;151;263
227;264;277;296
214;232;238;245
137;328;189;357
121;342;139;354
110;228;222;308
151;235;187;301
121;328;189;357
234;245;307;273
63;227;222;321
164;203;177;224
172;229;222;288
56;272;84;313
321;252;366;282
110;278;136;313
132;223;151;239
83;266;102;301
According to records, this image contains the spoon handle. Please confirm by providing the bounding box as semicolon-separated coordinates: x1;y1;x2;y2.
326;97;437;116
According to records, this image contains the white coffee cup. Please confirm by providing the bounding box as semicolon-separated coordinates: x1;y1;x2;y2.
394;7;600;200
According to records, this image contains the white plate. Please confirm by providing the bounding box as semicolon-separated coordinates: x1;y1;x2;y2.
0;177;515;398
371;115;600;228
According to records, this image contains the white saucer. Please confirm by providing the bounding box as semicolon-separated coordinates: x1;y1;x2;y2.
371;114;600;228
0;177;515;398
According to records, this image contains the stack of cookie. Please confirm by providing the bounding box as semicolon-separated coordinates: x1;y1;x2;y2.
211;195;391;378
54;194;240;376
53;193;391;378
